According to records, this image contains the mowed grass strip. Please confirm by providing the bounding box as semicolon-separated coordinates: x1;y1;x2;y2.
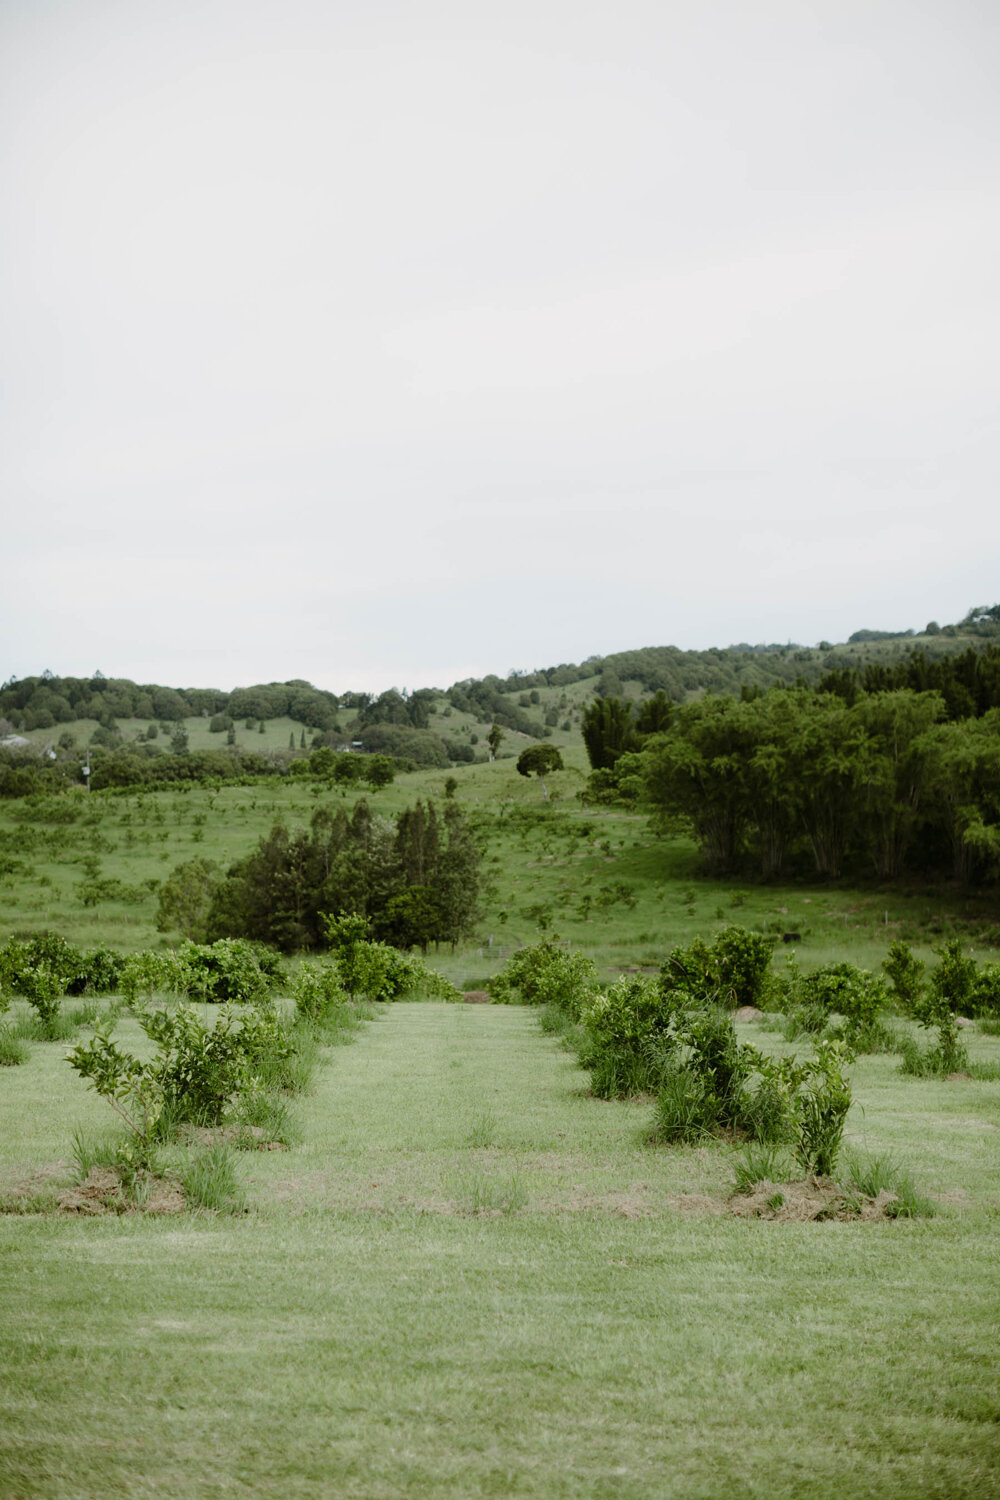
1;1004;999;1499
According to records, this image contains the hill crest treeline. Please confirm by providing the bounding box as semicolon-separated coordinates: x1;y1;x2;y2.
3;604;998;734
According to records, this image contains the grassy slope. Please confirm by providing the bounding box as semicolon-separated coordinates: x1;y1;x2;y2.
2;1002;999;1499
1;749;997;975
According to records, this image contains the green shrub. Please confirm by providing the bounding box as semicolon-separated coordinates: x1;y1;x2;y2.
487;938;597;1017
179;939;274;1005
18;961;64;1033
119;950;189;1005
134;1005;249;1124
968;963;1000;1019
0;931;86;1000
902;975;969;1076
69;946;125;996
929;940;977;1014
580;975;684;1098
293;962;345;1026
660;926;776;1009
336;940;408;1001
882;940;925;1013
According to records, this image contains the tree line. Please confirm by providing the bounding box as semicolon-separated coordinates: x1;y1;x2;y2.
584;688;1000;885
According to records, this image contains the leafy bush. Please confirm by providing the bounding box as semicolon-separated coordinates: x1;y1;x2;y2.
487;938;598;1017
71;947;125;996
135;1006;253;1123
293;962;346;1027
660;926;776;1009
322;914;456;1002
68;997;304;1160
930;940;977;1014
969;964;1000;1018
882;939;925;1013
17;962;64;1033
901;964;970;1077
119;950;189;1005
0;931;83;998
179;939;274;1005
336;941;414;1001
580;976;688;1100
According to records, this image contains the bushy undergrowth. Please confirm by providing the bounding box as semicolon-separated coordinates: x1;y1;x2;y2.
322;914;460;1002
486;937;598;1016
660;926;776;1010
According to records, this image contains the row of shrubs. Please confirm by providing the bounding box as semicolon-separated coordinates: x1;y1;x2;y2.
488;928;855;1174
487;926;1000;1172
56;921;461;1209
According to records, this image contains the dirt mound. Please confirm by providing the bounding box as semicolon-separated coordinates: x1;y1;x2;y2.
730;1175;898;1223
463;990;491;1004
733;1006;763;1023
55;1167;186;1216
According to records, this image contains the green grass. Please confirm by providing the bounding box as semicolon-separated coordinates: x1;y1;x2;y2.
2;752;997;982
2;1001;999;1497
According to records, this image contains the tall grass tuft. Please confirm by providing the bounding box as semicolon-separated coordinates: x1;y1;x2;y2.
179;1144;247;1213
0;1024;28;1066
840;1147;936;1218
731;1143;795;1192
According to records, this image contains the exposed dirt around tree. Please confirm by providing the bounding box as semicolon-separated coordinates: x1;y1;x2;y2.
729;1174;899;1222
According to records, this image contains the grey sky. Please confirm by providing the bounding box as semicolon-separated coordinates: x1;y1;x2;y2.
2;0;998;694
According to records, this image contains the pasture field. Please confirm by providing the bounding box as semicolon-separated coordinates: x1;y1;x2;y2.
1;753;997;982
2;757;1000;1496
2;1001;1000;1498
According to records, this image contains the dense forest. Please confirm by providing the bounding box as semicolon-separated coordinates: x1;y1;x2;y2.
583;655;1000;887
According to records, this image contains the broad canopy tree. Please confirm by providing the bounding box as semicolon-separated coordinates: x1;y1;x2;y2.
516;744;564;799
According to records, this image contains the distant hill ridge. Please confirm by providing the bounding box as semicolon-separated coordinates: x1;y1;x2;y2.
2;605;998;736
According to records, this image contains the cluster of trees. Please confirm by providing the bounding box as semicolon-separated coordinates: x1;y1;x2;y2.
587;689;1000;885
191;797;483;952
0;748;76;799
817;645;1000;721
88;747;286;790
445;677;548;738
448;607;1000;708
0;672;342;733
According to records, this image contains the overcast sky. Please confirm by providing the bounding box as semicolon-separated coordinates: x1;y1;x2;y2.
2;0;998;695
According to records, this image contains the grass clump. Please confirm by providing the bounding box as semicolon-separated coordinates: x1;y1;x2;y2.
0;1024;29;1066
840;1147;937;1218
731;1142;796;1192
179;1144;246;1213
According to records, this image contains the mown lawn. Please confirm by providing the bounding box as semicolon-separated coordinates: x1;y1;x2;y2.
2;1002;999;1498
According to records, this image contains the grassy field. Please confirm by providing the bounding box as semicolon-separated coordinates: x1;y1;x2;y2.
3;748;1000;1495
2;1000;1000;1499
2;751;997;983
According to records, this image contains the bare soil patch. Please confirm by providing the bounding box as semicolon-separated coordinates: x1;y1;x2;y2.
55;1166;186;1216
729;1174;898;1223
